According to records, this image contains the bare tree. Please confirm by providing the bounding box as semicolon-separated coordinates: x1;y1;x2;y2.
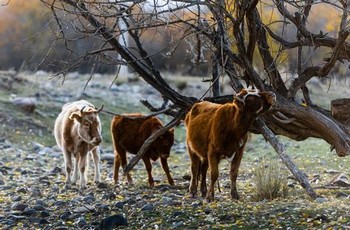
41;0;350;199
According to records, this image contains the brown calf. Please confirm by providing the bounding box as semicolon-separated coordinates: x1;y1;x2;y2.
185;88;276;202
111;114;175;187
54;100;103;189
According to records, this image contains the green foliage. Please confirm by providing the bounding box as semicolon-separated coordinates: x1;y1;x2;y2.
252;159;288;201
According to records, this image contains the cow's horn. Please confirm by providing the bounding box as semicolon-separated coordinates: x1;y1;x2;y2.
80;106;86;114
96;104;104;113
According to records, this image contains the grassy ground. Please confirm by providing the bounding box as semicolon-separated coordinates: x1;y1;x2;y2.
1;71;350;229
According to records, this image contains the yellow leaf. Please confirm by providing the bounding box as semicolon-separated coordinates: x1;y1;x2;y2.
235;219;244;225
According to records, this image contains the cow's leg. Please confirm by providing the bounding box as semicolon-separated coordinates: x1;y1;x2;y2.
78;152;88;189
113;151;121;184
200;159;208;198
72;155;79;185
142;157;154;187
230;145;245;200
91;147;101;183
160;157;174;186
62;148;73;188
207;152;219;202
188;147;200;198
114;146;133;185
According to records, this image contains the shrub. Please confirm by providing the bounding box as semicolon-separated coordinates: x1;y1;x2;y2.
175;80;187;90
252;159;288;201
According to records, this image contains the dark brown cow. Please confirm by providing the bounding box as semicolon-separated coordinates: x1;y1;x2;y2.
54;100;103;189
111;114;175;187
185;88;276;202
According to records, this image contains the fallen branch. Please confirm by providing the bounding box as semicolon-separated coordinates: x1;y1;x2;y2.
255;118;319;199
314;186;350;190
123;109;186;175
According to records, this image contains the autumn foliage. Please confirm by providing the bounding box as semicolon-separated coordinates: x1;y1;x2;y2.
0;1;347;75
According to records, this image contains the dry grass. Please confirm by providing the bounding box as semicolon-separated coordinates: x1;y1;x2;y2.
252;159;289;201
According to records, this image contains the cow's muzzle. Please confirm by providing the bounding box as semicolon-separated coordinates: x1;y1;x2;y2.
91;136;102;146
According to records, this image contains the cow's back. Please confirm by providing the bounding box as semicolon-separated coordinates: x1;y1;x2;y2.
186;101;237;158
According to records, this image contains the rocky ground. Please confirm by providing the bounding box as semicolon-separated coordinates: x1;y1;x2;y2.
1;71;350;229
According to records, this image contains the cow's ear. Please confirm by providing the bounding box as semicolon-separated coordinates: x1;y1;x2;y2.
152;124;163;131
69;112;82;122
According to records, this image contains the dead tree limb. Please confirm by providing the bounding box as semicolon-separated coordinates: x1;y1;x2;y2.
255;118;318;199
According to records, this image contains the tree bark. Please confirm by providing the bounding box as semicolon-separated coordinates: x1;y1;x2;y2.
331;98;350;126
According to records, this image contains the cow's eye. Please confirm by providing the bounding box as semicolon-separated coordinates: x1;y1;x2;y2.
83;123;90;127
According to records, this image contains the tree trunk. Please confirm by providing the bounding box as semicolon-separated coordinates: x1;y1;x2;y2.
331;98;350;126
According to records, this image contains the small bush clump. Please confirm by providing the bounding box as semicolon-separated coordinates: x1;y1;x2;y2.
175;80;187;90
252;159;288;201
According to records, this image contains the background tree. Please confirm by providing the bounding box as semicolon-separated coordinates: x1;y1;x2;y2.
37;0;350;199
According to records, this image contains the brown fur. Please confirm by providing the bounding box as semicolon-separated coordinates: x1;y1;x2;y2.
54;100;102;189
185;89;276;201
111;113;175;187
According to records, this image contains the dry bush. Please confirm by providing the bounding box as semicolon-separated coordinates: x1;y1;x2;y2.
252;159;288;201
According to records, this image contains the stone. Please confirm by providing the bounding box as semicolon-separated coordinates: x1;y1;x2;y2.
11;195;22;202
102;192;116;200
10;202;28;211
40;211;50;218
76;217;87;228
31;142;45;152
99;204;110;212
315;197;328;203
141;203;155;211
99;214;128;229
50;166;62;174
60;211;72;220
29;217;49;224
33;205;46;211
73;204;95;213
114;201;125;209
22;208;38;216
157;184;170;192
171;221;184;229
100;153;115;162
83;195;96;203
17;188;27;194
35;200;48;207
97;182;109;189
10;96;37;113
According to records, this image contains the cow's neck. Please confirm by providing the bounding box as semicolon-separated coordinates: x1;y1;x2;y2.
231;108;256;137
